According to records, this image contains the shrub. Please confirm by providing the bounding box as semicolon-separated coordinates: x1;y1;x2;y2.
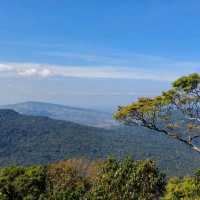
162;169;200;200
46;159;92;199
0;166;46;200
87;157;166;200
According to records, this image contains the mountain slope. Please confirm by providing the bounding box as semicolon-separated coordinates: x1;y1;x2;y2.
1;101;117;128
0;109;200;176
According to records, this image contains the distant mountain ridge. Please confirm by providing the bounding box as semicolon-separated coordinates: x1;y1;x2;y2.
0;101;117;128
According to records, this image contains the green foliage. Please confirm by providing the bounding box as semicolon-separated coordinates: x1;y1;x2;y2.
5;158;200;200
162;176;200;200
87;157;166;200
162;165;200;200
114;73;200;120
0;166;46;200
173;73;200;93
46;159;92;200
0;157;166;200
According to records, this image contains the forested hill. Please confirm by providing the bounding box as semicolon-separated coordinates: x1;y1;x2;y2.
0;109;200;176
0;101;117;128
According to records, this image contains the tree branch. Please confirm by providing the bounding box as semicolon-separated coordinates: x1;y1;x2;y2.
145;125;200;154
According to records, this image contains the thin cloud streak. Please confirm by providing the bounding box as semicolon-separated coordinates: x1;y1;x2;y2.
43;51;200;68
0;61;199;81
0;41;65;48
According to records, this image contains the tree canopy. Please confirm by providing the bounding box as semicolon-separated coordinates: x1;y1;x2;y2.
0;158;165;200
162;169;200;200
114;73;200;153
87;157;165;200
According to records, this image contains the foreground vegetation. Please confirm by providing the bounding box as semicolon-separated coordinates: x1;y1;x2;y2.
1;157;200;200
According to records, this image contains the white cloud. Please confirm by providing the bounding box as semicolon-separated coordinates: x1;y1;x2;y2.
17;68;53;77
0;60;198;81
0;64;13;72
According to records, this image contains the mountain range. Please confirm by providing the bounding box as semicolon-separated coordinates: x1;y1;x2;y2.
0;103;200;176
0;101;117;128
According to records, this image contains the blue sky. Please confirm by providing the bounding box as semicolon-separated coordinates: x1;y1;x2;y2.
0;1;199;110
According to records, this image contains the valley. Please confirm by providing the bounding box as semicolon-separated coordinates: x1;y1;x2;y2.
0;104;199;177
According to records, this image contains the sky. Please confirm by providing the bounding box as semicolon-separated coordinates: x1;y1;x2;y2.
0;1;200;111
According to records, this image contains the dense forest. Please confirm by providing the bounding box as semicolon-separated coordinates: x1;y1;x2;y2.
0;109;200;176
0;157;200;200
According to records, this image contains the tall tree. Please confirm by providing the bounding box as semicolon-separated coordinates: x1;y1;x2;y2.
114;73;200;153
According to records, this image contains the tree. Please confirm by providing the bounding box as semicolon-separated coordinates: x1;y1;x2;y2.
87;157;165;200
46;159;92;200
114;73;200;153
